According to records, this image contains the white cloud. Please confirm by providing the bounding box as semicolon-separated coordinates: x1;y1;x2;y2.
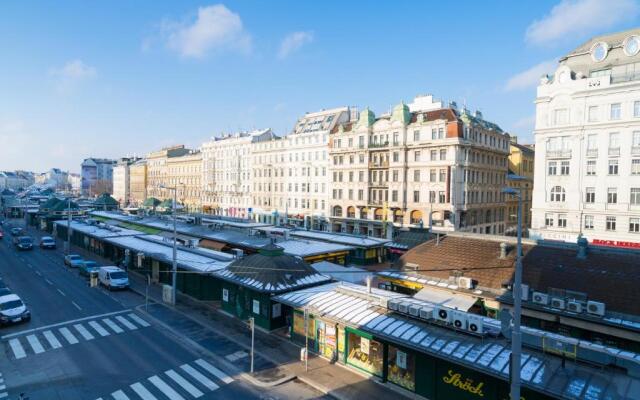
49;59;97;94
526;0;639;46
165;4;251;58
505;59;557;91
278;31;314;59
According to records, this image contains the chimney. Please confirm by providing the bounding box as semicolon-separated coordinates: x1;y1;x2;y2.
577;236;588;259
366;275;372;293
499;242;508;259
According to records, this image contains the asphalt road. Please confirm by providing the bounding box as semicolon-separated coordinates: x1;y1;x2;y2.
0;219;327;400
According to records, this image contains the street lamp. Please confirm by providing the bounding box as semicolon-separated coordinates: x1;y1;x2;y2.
159;183;183;306
65;197;72;256
502;178;525;400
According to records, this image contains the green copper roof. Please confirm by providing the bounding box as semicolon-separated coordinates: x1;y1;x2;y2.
356;107;375;129
391;102;411;125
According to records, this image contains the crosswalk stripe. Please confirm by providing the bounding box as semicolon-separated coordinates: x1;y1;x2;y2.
130;382;158;400
43;330;62;349
127;313;151;328
165;369;204;398
148;375;185;400
0;393;7;399
58;327;79;344
74;324;95;340
194;359;234;384
89;320;110;337
115;315;137;330
179;364;219;392
26;334;45;354
102;318;124;334
111;390;130;400
8;338;26;359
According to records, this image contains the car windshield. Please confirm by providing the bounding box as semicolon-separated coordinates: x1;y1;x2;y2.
84;262;98;267
109;272;127;280
43;238;54;242
70;255;82;260
0;300;23;310
20;238;32;244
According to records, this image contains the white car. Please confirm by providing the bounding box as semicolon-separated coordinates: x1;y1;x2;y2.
98;266;130;290
0;294;30;325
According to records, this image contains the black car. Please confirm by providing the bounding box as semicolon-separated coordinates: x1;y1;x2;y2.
39;236;56;249
15;236;33;251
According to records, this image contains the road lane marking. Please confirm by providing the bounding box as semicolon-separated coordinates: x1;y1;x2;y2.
45;278;53;285
58;327;79;344
194;359;234;384
0;393;7;398
127;313;151;327
35;270;42;276
148;375;185;400
179;364;219;391
73;324;95;340
57;288;66;297
2;309;131;339
165;370;204;398
130;382;158;400
72;301;82;310
26;334;45;354
88;321;110;337
225;351;248;362
8;339;26;359
115;315;137;330
111;390;130;400
102;318;124;334
43;330;62;349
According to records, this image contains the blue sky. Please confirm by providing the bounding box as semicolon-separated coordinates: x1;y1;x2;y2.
1;0;638;172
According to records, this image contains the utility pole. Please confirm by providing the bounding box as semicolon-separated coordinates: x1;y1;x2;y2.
249;317;255;374
171;186;177;306
65;197;71;256
304;306;309;372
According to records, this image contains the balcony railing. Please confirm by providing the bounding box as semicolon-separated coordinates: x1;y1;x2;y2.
369;161;389;168
608;147;620;156
586;148;598;158
368;141;389;149
546;149;572;159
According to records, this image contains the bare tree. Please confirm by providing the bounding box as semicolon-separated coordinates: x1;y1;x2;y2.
91;179;112;197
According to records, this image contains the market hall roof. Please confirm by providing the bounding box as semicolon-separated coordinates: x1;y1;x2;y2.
214;243;331;294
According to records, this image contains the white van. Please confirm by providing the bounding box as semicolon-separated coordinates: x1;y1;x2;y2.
98;266;130;290
0;294;31;325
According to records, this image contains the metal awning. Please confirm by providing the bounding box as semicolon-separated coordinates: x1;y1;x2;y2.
413;287;477;311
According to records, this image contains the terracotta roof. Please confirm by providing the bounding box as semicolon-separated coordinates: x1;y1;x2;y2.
330;121;354;134
410;108;458;124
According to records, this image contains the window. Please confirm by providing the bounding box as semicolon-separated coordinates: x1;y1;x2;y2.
631;188;640;205
431;129;437;140
414;151;421;162
413;130;420;141
413;170;420;182
586;160;596;175
606;216;617;231
392;170;399;182
429;169;436;182
438;191;446;203
630;218;640;233
548;161;557;175
588;106;599;122
413;191;420;202
392;190;398;202
587;134;597;150
554;108;568;124
550;186;565;202
359;171;364;182
438;128;444;139
635;101;640;118
393;152;399;162
558;214;567;228
429;191;436;203
545;213;554;227
610;103;621;120
560;161;570;175
584;215;594;230
358;190;363;200
607;188;617;204
609;132;620;150
633;131;640;148
633;159;640;175
608;159;619;175
430;150;437;161
439;149;446;160
439;169;446;182
585;187;595;203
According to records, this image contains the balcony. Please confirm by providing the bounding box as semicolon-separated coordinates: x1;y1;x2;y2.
608;147;620;157
368;141;389;149
369;161;389;168
368;199;385;206
586;148;598;158
546;149;572;159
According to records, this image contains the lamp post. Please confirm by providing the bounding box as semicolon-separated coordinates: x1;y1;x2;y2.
160;183;182;306
65;197;72;256
502;177;525;400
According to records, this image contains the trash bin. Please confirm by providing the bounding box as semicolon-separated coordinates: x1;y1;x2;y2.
89;271;98;288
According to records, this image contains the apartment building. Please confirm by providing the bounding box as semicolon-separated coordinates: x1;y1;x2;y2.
531;29;640;247
80;158;116;196
251;107;351;229
145;145;191;200
506;138;535;233
328;95;510;237
128;160;147;206
112;157;141;207
201;129;275;217
165;150;202;212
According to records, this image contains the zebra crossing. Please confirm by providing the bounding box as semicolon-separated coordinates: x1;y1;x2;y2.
4;313;151;360
0;372;7;399
95;358;234;400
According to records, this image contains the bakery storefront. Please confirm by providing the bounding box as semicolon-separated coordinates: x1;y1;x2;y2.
345;328;383;377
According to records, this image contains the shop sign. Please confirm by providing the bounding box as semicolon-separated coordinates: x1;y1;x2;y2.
222;288;229;302
252;299;260;315
272;303;281;318
592;238;640;249
442;369;485;397
361;337;370;355
325;325;336;347
396;350;407;369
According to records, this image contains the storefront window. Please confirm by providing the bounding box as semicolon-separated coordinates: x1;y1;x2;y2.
388;345;415;391
347;331;383;376
293;312;315;339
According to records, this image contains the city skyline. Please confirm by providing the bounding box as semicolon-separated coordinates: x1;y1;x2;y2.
2;0;639;172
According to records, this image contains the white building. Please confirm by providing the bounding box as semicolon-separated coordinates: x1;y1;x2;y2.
531;29;640;248
201;129;276;217
112;160;131;206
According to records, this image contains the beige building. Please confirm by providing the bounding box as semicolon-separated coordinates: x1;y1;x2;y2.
506;138;534;234
165;150;202;212
251;107;351;229
146;145;190;200
129;160;147;206
328;95;510;237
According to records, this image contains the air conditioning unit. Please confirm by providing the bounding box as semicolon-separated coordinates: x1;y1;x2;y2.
521;284;530;301
408;304;421;317
532;292;549;306
434;307;451;323
419;307;433;320
551;298;565;310
398;302;409;314
467;315;484;334
457;277;473;290
388;299;401;311
587;300;606;316
567;301;582;313
452;311;468;330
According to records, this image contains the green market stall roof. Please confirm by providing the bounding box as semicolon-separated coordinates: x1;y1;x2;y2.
40;197;62;211
49;199;79;212
93;193;119;207
143;197;161;207
214;243;331;294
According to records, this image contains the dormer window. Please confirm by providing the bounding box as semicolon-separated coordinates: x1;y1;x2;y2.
624;35;640;57
591;41;609;62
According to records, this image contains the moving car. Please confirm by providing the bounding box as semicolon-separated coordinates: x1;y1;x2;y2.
10;227;23;236
64;254;84;268
0;294;30;325
98;266;129;290
15;236;33;251
39;236;56;249
79;261;100;277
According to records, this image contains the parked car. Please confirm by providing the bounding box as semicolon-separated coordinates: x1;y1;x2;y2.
10;227;23;236
98;266;129;290
0;230;3;240
79;261;100;277
15;236;33;251
39;236;56;249
64;254;84;268
0;294;30;325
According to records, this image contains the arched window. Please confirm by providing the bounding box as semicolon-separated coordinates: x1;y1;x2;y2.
332;205;343;217
374;208;384;221
550;186;566;202
393;209;404;223
410;210;423;224
347;206;356;219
